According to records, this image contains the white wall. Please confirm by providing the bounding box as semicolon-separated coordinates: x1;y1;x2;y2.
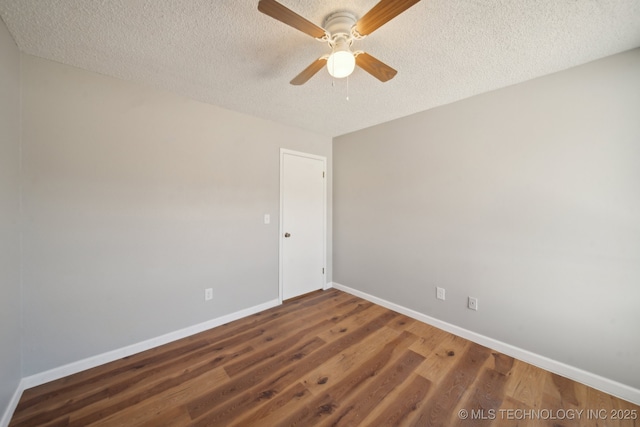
334;49;640;391
20;55;332;375
0;17;22;420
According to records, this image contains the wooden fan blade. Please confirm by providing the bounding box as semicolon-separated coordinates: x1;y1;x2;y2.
290;57;327;85
355;52;397;82
258;0;326;39
355;0;421;36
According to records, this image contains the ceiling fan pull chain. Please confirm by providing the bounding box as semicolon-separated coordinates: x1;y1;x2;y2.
346;76;350;101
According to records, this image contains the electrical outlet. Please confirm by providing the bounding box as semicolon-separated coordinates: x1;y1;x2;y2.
468;297;478;311
205;288;213;301
436;287;446;301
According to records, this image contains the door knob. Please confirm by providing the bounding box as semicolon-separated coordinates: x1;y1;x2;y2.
284;232;291;238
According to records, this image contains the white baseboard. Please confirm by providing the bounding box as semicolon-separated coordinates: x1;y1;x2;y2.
329;282;640;405
9;298;279;408
1;381;25;427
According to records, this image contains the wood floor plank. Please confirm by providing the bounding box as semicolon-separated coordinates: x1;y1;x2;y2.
549;372;581;406
9;289;639;427
272;331;419;426
386;314;419;332
224;326;405;426
362;373;432;426
413;331;471;392
227;382;313;427
11;340;209;425
407;323;451;355
68;341;251;420
490;351;515;375
503;359;547;409
223;298;374;378
409;342;492;426
541;391;582;427
185;335;326;420
187;309;399;425
453;367;510;427
184;302;386;421
325;349;427;426
490;396;535;427
65;346;251;426
135;405;192;427
88;367;230;427
301;325;402;397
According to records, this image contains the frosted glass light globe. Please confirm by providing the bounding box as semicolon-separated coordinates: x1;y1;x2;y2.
327;49;355;78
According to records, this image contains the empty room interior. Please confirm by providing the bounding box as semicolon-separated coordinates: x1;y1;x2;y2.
1;0;639;425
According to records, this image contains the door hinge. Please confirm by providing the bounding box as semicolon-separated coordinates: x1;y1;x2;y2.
322;268;325;274
322;171;325;178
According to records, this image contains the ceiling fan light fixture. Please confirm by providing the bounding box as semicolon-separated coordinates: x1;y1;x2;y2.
327;39;355;78
258;0;413;85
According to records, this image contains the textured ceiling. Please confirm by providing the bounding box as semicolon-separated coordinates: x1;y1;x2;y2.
1;0;639;137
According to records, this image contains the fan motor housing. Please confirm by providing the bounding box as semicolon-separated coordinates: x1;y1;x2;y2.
323;11;357;44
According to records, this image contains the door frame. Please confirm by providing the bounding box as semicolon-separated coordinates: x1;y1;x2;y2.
279;148;327;304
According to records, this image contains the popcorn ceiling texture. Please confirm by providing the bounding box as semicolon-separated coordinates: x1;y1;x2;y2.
1;0;639;137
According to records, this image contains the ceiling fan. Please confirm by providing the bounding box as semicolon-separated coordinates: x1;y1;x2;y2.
258;0;421;85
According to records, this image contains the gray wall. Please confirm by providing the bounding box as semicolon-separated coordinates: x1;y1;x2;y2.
0;17;21;416
20;55;332;375
334;48;640;390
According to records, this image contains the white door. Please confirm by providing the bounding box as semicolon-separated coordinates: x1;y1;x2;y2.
280;149;326;301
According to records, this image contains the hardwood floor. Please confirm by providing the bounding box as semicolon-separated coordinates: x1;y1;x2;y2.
10;289;639;426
